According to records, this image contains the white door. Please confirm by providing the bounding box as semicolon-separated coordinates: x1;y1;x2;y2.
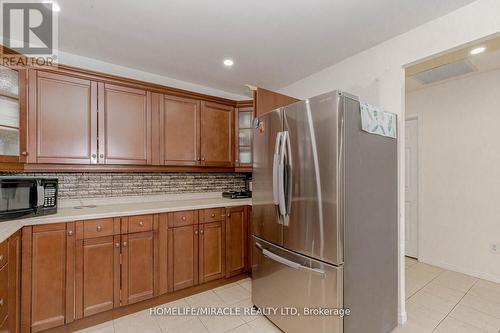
405;117;419;258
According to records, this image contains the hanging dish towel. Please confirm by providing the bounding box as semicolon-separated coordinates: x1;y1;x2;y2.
360;102;397;139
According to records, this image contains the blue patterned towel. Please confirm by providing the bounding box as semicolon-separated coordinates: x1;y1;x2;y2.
359;102;397;139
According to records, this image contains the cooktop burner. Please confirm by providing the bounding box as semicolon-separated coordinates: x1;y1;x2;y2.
222;191;252;199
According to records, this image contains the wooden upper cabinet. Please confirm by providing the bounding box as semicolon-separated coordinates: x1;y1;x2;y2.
199;221;225;283
225;206;248;278
254;87;299;118
28;71;98;164
159;95;200;166
200;101;234;167
99;84;151;165
24;223;74;333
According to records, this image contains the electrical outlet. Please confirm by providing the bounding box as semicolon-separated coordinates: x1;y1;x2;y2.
490;243;500;254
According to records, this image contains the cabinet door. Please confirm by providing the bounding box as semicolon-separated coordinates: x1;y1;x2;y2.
225;207;248;278
75;235;120;319
235;107;254;169
169;225;198;291
199;221;225;283
200;101;233;167
29;224;69;332
29;71;98;164
121;231;155;305
98;84;151;165
8;231;21;333
160;95;200;166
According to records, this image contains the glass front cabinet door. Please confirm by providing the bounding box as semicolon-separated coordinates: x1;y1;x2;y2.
0;65;26;163
235;106;253;169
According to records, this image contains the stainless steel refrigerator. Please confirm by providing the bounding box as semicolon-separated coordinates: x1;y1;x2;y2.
251;91;398;333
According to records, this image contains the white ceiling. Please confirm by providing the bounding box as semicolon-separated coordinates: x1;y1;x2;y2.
56;0;477;96
407;48;500;91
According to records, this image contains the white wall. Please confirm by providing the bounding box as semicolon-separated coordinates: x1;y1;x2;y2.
406;69;500;283
278;0;500;323
56;51;249;101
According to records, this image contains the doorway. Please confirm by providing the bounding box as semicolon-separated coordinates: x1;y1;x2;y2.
404;116;419;259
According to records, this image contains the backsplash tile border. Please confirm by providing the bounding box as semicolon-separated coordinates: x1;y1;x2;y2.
1;172;249;199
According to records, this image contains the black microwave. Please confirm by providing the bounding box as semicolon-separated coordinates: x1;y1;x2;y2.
0;177;58;221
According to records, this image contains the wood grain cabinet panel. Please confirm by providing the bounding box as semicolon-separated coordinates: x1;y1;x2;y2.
200;102;234;167
75;235;120;319
29;71;98;164
8;231;21;333
121;231;155;305
0;264;7;328
29;224;71;332
199;221;225;283
99;84;151;165
225;206;248;278
254;87;299;118
169;225;198;291
160;95;200;166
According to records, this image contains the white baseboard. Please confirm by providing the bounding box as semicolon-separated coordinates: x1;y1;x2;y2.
398;311;407;324
419;257;500;284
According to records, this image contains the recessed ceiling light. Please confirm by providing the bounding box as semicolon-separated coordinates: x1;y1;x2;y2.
470;47;486;55
223;59;234;67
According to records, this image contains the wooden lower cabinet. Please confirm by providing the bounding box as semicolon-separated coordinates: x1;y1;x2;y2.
0;231;20;333
199;221;225;283
21;223;74;333
75;235;120;319
169;224;199;291
121;231;157;305
225;207;248;278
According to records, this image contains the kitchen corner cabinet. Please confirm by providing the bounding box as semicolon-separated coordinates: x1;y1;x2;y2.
235;107;253;169
200;101;234;167
0;65;27;163
21;223;75;333
225;206;248;277
0;231;21;333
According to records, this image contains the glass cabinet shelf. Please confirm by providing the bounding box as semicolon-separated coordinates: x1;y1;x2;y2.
0;65;20;157
236;108;253;167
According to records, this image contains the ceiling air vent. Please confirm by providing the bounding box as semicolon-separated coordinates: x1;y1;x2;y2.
412;60;476;84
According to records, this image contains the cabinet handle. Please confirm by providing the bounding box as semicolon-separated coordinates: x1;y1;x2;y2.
99;153;104;158
115;243;120;248
0;298;3;306
96;225;102;232
139;221;144;226
181;216;187;221
67;230;74;236
227;213;231;217
200;229;204;235
194;230;198;235
91;153;97;159
211;213;216;218
201;157;205;161
21;151;28;156
122;242;128;247
0;255;3;261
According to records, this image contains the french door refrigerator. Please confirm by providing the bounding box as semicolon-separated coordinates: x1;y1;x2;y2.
251;91;398;333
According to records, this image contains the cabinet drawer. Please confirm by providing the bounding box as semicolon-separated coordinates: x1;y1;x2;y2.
83;218;116;238
170;211;196;228
201;208;225;223
127;215;154;233
0;240;6;269
0;264;7;325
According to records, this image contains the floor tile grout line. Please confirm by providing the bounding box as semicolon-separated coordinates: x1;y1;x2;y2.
406;265;446;301
430;279;480;332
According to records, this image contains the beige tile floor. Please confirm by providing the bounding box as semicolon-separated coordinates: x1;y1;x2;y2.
76;258;500;333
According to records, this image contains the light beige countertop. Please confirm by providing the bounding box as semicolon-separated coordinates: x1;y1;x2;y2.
0;192;252;243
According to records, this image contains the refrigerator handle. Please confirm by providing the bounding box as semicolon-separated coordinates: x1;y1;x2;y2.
277;131;288;217
256;243;326;279
272;132;283;207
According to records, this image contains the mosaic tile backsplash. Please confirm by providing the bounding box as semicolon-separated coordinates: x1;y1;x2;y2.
9;173;249;199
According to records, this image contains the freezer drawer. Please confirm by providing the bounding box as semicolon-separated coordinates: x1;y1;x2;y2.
251;236;343;333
